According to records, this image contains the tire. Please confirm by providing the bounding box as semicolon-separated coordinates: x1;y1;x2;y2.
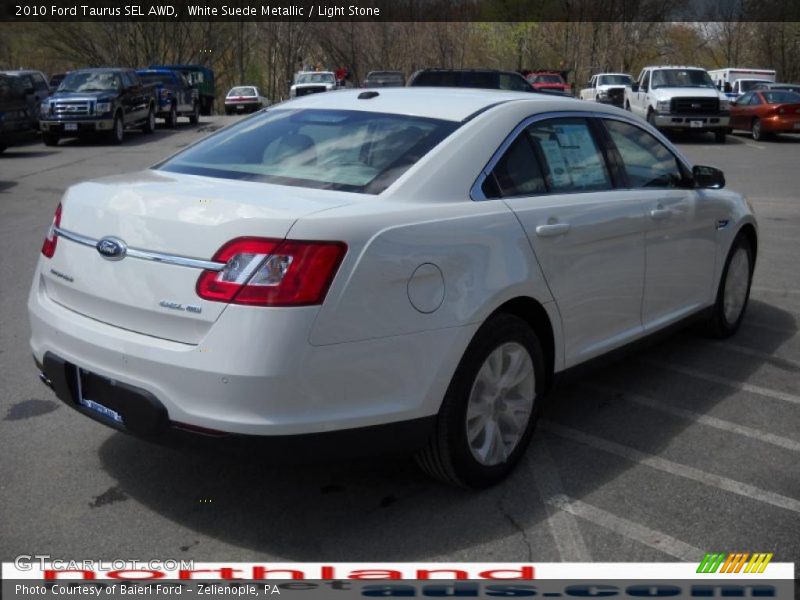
625;101;631;111
0;145;7;153
108;113;124;145
166;103;177;128
715;130;727;143
225;108;232;116
704;234;754;339
646;109;657;127
415;313;545;488
189;103;200;125
752;118;763;141
42;133;59;146
142;106;155;134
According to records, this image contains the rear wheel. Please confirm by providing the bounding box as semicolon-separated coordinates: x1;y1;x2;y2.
415;313;545;488
646;109;657;128
704;234;754;338
189;103;200;125
752;118;764;141
43;133;60;146
715;130;727;143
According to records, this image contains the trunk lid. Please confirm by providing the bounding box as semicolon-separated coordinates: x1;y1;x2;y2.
43;170;357;344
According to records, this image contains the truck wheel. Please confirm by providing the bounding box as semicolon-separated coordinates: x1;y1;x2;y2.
625;101;631;111
166;104;177;128
42;133;59;147
715;130;727;143
142;106;155;134
646;110;657;127
189;103;200;125
0;145;7;153
414;313;545;488
109;113;124;144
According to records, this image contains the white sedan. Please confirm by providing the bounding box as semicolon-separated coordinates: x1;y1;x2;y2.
28;88;757;488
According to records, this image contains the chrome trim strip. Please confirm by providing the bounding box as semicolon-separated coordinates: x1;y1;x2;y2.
470;109;695;201
53;226;226;271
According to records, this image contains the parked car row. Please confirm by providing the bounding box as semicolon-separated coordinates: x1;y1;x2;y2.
0;64;213;152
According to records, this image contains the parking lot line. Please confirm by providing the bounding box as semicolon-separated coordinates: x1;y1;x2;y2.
639;359;800;406
585;383;800;453
546;494;703;560
528;439;592;561
543;422;800;514
698;339;800;371
753;286;800;296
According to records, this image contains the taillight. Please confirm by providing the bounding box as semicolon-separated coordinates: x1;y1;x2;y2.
41;203;62;258
196;237;347;307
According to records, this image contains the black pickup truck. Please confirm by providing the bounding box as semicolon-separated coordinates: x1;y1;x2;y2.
39;68;157;145
136;68;199;127
0;73;37;153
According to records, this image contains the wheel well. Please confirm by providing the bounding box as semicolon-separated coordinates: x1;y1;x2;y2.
738;223;758;262
492;297;555;389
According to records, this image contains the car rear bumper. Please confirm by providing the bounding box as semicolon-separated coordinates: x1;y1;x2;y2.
28;265;473;439
653;114;730;130
761;114;800;133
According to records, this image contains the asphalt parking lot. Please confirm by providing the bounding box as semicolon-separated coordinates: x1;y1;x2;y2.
1;118;798;565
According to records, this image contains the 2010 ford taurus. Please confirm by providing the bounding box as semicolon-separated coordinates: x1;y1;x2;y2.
29;88;757;488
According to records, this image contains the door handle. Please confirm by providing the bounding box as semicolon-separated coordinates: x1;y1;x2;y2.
650;208;672;221
535;223;571;237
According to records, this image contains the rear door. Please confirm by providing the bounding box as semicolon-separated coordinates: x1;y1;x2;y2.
601;118;719;328
481;116;648;366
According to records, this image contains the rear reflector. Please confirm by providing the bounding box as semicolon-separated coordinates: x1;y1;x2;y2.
196;237;347;306
41;202;62;258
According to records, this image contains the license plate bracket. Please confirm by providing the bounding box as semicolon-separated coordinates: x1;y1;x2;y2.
690;120;703;128
64;123;78;131
77;368;125;425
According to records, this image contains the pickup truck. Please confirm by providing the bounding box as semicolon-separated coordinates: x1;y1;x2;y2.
625;66;731;143
0;73;37;153
39;68;157;145
290;71;338;98
580;73;632;106
136;68;199;127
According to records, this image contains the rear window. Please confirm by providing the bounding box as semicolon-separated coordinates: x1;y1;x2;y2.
228;87;257;97
410;71;500;89
138;72;175;86
763;91;800;104
158;109;460;194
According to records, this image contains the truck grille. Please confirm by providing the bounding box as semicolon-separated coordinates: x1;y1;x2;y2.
295;86;327;97
607;88;624;105
53;100;93;116
670;97;719;114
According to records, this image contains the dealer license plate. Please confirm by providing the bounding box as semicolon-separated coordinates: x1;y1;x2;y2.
77;368;124;424
690;120;703;128
64;123;78;131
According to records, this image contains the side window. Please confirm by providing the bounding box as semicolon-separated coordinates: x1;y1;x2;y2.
750;93;763;105
119;72;132;88
526;118;612;192
604;119;684;188
33;73;49;91
737;92;753;105
483;133;547;198
641;71;651;91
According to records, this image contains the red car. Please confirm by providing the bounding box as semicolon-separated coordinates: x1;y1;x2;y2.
526;71;572;95
730;90;800;140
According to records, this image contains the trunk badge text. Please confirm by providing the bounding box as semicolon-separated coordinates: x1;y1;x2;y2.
159;300;202;314
96;237;127;261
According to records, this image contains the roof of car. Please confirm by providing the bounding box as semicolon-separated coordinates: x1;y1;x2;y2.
278;87;581;122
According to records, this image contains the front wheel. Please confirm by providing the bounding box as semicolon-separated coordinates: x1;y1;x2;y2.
142;106;155;134
752;118;764;141
189;103;200;125
704;234;754;338
42;133;59;146
415;313;545;488
108;113;124;144
715;130;727;143
166;104;177;128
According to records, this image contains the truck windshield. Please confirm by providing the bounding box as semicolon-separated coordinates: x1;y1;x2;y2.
740;80;772;93
157;108;459;194
651;69;714;89
296;73;335;84
58;72;121;92
598;75;631;86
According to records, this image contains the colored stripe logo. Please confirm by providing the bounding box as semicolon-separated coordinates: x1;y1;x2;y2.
697;553;773;573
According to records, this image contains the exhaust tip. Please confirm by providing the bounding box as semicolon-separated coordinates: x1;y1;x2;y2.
38;371;54;389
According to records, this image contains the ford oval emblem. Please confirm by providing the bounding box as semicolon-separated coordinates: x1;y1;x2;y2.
96;237;127;261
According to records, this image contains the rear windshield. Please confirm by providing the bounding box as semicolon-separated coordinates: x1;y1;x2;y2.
763;91;800;104
533;74;563;83
228;87;257;97
598;75;631;86
158;109;460;194
138;73;175;86
411;71;500;89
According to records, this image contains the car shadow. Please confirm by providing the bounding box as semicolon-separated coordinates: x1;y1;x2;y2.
56;127;188;148
663;131;746;145
98;299;797;560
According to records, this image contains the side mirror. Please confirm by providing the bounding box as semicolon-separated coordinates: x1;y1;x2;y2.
631;83;639;92
693;165;725;189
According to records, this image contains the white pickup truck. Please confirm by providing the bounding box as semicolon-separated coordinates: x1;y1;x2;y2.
579;73;632;107
625;66;731;143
